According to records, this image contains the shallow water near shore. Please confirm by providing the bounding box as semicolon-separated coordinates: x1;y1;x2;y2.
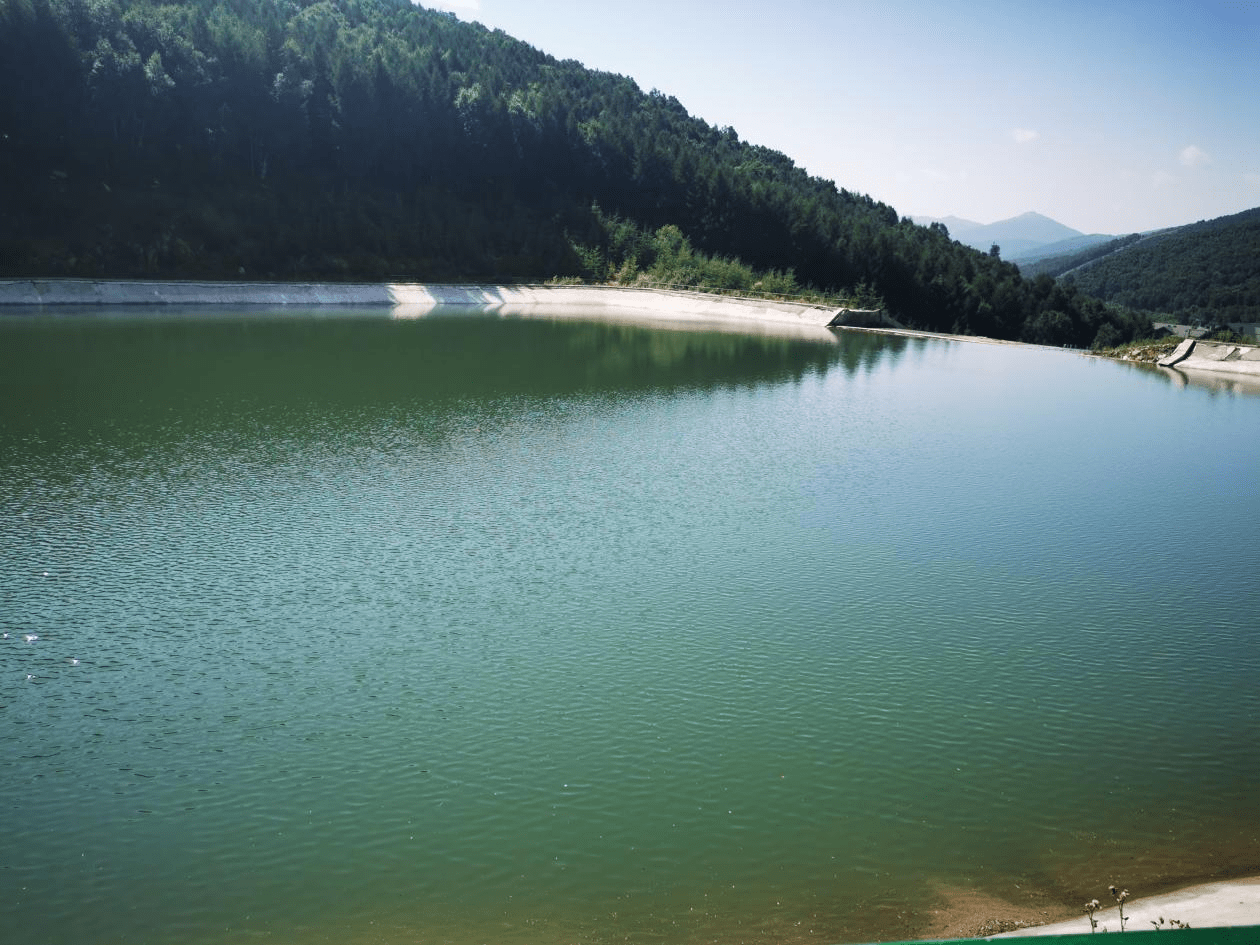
1;308;1258;944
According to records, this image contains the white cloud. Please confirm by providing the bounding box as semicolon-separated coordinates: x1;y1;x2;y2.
1179;144;1211;167
1012;128;1039;144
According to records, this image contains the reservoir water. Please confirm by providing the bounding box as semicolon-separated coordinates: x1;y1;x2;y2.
2;308;1257;945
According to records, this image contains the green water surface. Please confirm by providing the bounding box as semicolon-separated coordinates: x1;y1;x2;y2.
1;309;1257;945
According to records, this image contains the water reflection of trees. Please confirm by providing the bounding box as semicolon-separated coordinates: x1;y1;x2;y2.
0;312;936;472
2;310;918;410
834;329;914;376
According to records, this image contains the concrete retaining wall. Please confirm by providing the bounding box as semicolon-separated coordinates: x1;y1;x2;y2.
1157;338;1196;367
0;279;394;306
388;283;837;329
1159;339;1260;378
1177;341;1260;377
0;279;838;331
827;307;906;330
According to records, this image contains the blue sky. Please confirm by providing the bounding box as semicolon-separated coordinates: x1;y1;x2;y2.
424;0;1260;235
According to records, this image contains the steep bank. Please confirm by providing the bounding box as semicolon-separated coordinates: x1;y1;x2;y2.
10;278;1254;386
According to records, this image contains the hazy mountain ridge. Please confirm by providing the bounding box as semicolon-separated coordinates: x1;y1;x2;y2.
911;214;984;236
912;211;1113;260
1007;232;1121;265
961;212;1085;256
925;205;1260;321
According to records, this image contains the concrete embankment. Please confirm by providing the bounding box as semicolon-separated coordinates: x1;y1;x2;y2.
994;877;1260;938
0;279;840;336
1157;337;1197;367
0;278;395;307
1157;338;1260;379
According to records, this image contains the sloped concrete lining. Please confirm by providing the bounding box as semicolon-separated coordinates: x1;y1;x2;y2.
387;283;838;330
994;877;1260;938
0;278;397;306
827;306;906;330
1164;341;1260;378
1157;337;1196;367
0;278;305;305
0;279;837;332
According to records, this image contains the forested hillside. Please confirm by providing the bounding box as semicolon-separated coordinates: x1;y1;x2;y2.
1019;234;1145;280
1059;208;1260;323
0;0;1150;346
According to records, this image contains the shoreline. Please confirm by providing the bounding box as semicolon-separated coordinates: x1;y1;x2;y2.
0;278;854;343
6;278;1255;384
905;862;1260;942
989;875;1260;939
0;277;838;321
846;323;1260;391
1155;335;1260;379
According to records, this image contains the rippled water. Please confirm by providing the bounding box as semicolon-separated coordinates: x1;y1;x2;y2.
2;309;1258;945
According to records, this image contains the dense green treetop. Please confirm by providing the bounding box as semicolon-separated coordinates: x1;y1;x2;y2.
1;0;1152;346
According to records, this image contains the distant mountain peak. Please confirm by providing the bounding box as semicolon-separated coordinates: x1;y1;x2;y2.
911;214;982;234
921;211;1089;256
